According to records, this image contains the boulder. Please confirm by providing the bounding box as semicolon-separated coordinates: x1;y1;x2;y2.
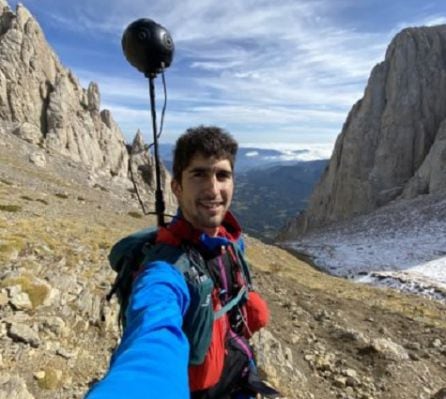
369;337;410;361
12;122;41;145
8;322;40;347
28;151;46;167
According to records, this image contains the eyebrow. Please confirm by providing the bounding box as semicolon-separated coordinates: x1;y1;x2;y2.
187;166;209;174
187;166;232;175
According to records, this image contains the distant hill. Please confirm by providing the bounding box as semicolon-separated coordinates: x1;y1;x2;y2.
232;160;328;240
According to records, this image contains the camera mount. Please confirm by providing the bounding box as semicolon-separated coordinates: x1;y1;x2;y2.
122;18;175;226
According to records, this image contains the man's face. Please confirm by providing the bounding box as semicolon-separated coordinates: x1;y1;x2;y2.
172;153;234;236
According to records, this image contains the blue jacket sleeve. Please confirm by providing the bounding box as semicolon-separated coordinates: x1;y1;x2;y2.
85;261;190;399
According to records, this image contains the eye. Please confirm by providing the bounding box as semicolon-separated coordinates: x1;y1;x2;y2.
216;170;232;181
191;170;206;178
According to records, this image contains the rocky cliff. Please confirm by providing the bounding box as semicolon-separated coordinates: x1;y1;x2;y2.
283;25;446;236
0;0;174;210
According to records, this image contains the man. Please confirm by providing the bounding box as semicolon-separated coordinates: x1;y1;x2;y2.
86;126;271;399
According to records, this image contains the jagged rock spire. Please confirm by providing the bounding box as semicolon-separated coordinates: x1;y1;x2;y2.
131;129;147;154
0;0;9;12
128;129;176;211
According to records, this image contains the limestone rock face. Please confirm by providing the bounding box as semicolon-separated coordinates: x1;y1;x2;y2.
284;25;446;236
0;2;125;178
0;3;60;128
402;118;446;197
44;74;128;177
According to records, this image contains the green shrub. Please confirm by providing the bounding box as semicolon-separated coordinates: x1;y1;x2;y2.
37;367;62;390
0;178;13;186
0;204;22;212
0;236;25;261
128;211;143;219
0;275;50;308
35;198;49;205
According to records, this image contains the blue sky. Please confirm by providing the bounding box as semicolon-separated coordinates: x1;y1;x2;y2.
6;0;446;155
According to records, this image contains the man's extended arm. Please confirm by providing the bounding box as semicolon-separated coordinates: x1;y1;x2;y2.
85;261;190;399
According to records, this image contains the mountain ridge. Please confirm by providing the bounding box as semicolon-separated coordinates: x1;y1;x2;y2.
0;0;175;211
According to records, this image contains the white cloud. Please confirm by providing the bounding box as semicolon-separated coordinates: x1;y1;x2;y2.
241;142;334;161
423;16;446;26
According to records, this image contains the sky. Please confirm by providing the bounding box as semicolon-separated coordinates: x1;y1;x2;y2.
6;0;446;155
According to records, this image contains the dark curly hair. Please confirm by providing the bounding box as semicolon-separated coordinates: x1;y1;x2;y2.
172;125;238;182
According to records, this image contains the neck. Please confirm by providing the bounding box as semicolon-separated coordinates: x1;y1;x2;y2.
202;227;219;237
176;209;222;238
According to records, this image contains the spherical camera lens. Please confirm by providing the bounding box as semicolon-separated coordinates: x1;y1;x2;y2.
122;18;174;75
138;30;148;41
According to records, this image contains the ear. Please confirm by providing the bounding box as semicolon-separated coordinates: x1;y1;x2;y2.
171;178;182;198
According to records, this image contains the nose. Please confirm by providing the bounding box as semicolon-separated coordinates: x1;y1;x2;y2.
204;174;219;196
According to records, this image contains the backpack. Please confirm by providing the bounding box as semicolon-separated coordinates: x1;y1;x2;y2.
106;226;251;365
106;227;280;398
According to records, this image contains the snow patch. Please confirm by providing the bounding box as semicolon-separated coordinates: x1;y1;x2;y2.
281;193;446;302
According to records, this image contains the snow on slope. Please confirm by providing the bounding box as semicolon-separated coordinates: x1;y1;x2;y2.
281;192;446;302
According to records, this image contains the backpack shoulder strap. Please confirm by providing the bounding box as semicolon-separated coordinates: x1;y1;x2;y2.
108;227;158;272
231;238;253;288
140;242;191;274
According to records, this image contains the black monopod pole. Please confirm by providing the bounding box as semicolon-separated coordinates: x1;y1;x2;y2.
148;75;165;227
121;18;174;228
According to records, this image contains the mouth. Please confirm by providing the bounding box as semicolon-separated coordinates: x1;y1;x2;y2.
198;200;224;211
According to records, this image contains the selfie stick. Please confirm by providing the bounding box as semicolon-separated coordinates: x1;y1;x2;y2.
121;18;174;227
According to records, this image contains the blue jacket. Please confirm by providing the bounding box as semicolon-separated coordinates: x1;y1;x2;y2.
85;261;190;399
